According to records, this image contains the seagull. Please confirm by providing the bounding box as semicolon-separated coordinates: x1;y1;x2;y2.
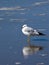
22;24;45;43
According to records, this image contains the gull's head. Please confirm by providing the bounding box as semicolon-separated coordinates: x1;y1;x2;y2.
22;24;27;28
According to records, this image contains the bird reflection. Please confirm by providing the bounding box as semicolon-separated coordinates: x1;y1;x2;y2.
22;43;43;56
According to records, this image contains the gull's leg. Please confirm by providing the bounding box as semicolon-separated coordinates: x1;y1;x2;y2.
27;35;30;44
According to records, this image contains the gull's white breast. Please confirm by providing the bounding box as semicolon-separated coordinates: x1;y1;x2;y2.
22;27;30;35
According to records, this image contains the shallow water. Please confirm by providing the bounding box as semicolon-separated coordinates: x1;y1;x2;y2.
0;0;49;65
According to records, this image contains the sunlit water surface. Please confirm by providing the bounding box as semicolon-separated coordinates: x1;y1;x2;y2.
0;0;49;65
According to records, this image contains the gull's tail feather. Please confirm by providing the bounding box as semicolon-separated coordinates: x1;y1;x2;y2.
38;32;45;36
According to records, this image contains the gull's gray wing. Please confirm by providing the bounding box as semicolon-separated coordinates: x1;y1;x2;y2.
25;27;34;33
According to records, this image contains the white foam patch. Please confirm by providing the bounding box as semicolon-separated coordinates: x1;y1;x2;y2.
37;62;44;65
32;1;49;6
39;53;48;56
37;29;46;31
20;12;25;14
10;18;27;22
15;62;21;65
33;13;46;16
0;6;26;11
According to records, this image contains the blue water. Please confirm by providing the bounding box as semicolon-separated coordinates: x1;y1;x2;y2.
0;0;49;65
